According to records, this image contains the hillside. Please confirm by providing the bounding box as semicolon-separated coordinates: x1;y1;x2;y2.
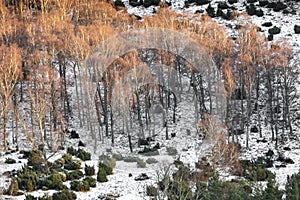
0;0;299;199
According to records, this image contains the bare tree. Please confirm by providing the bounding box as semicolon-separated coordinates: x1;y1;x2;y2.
0;44;22;150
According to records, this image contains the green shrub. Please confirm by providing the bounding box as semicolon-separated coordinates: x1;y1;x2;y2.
28;150;44;166
5;157;16;164
97;168;108;183
112;153;123;161
62;154;81;170
259;177;282;200
64;161;81;170
25;195;37;200
137;158;147;168
77;149;91;161
256;166;267;181
294;25;300;34
115;0;125;7
7;177;19;196
26;194;52;200
17;165;40;191
228;0;237;4
286;172;300;200
83;176;97;187
98;162;113;175
146;185;158;196
67;147;77;156
102;157;116;169
143;0;160;7
166;147;178;156
52;189;76;200
43;172;67;190
123;156;139;162
66;170;84;180
262;22;272;27
206;4;215;18
138;147;159;156
204;177;253;200
70;180;90;192
268;34;273;41
268;26;281;35
85;165;95;176
146;158;158;164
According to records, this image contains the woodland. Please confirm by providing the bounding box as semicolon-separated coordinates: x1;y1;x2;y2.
0;0;299;199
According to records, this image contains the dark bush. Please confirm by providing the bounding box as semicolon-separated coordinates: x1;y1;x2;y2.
259;0;269;7
206;4;215;17
98;162;113;175
268;26;281;35
246;4;256;15
64;161;81;170
273;2;287;12
17;165;40;191
43;172;67;190
123;156;139;163
204;178;254;200
256;166;268;181
52;190;76;200
115;0;125;7
222;9;233;20
135;173;150;181
228;0;237;4
146;185;158;196
217;1;229;9
138;147;159;156
247;0;257;3
28;150;44;167
66;170;84;180
5;157;17;164
7;177;19;196
84;165;95;176
112;153;123;161
185;0;210;6
216;7;224;17
137;158;147;168
259;177;283;199
262;22;272;27
143;0;160;7
129;0;143;7
67;147;77;156
146;158;158;164
26;194;52;200
77;149;91;161
62;154;81;170
268;34;273;41
70;130;79;139
78;140;85;147
255;9;264;17
286;172;300;200
97;168;108;183
70;180;90;191
166;147;178;156
83;176;96;187
294;25;300;34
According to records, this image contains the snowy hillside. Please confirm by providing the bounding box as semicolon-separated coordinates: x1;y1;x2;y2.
0;0;299;199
